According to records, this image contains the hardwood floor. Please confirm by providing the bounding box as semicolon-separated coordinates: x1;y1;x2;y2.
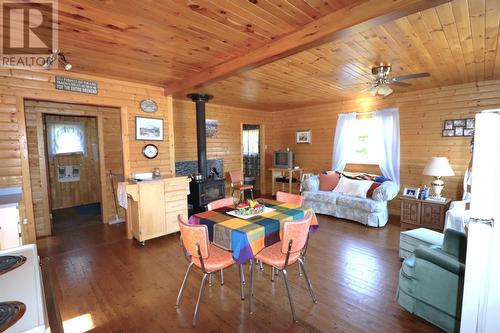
37;215;443;333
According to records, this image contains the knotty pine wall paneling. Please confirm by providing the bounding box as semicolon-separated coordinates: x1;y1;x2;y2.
0;68;175;242
268;79;500;216
173;99;276;194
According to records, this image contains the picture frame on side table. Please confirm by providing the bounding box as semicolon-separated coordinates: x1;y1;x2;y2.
135;116;164;141
296;130;312;144
403;187;420;199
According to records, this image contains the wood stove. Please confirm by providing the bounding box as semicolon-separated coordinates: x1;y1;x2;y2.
186;93;225;213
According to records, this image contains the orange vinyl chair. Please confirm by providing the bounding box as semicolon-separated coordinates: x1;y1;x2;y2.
249;212;318;322
228;170;253;200
276;191;308;276
176;215;241;326
207;197;235;211
276;191;304;206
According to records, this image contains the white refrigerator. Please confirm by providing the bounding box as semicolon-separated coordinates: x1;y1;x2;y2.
460;110;500;332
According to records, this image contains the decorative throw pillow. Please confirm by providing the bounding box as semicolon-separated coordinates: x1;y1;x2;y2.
374;175;392;183
366;182;381;198
332;178;373;198
319;172;340;191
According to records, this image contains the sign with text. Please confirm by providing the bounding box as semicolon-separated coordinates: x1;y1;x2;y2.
55;76;98;94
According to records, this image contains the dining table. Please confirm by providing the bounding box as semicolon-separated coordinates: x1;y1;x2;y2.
188;198;319;264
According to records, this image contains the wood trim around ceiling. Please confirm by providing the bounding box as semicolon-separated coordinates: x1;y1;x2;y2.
166;0;451;95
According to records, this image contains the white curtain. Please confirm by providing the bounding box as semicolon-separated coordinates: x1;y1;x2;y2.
47;121;86;157
332;112;357;171
373;108;400;186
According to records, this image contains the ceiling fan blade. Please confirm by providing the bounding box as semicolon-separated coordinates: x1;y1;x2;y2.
360;85;374;93
390;81;412;87
391;72;430;81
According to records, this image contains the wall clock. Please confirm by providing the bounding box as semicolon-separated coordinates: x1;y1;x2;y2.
143;144;158;159
140;99;158;113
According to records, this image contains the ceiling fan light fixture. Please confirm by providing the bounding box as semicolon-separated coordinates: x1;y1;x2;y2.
378;84;392;96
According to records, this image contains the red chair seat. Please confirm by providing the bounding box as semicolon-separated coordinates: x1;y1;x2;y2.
255;242;301;269
234;184;253;190
192;244;235;271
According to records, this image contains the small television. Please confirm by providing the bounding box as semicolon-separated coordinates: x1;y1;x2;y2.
273;150;294;169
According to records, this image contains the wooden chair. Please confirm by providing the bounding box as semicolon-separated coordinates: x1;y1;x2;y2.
176;215;241;326
276;191;304;206
228;170;253;200
207;197;235;211
249;212;318;322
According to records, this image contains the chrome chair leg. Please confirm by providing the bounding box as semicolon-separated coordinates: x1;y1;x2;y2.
282;269;298;322
209;273;213;286
249;259;255;314
259;260;264;271
220;269;224;285
176;262;194;307
192;273;209;327
298;261;303;276
298;258;318;303
250;189;254;199
239;264;246;300
271;267;275;282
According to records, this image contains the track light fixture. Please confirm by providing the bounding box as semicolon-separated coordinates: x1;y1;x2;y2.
43;50;72;71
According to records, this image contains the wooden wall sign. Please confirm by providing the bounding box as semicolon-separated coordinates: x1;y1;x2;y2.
55;76;98;95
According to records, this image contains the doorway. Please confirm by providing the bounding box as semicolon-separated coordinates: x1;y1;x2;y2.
242;124;265;196
24;100;124;237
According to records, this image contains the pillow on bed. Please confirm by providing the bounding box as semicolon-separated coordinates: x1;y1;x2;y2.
332;177;373;198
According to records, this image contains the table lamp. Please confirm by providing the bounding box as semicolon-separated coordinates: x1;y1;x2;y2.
422;157;455;198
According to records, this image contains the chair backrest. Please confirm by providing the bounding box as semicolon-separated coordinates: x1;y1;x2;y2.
228;170;244;185
207;197;235;211
276;191;304;206
281;212;312;254
178;215;209;259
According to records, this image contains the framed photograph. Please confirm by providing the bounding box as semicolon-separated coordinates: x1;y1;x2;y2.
296;130;312;144
464;128;474;137
444;120;454;130
135;116;163;141
454;126;464;137
453;119;466;127
466;118;475;129
206;119;218;138
442;129;455;137
403;187;420;199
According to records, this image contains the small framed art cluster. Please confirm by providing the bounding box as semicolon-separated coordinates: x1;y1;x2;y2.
442;118;474;137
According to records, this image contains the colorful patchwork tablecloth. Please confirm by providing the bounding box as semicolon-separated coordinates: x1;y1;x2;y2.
188;199;319;264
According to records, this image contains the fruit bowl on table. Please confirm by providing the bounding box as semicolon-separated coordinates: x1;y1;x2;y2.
235;200;265;216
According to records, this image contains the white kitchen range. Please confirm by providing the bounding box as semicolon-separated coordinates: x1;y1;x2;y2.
0;245;49;332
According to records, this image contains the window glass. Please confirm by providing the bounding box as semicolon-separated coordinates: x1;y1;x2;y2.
47;121;86;156
348;117;379;165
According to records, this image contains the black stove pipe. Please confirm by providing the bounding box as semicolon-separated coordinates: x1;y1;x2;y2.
187;93;213;180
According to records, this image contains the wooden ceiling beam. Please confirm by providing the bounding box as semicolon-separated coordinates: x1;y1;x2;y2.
165;0;451;94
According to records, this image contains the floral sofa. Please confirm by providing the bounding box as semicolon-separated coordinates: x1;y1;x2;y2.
301;174;399;227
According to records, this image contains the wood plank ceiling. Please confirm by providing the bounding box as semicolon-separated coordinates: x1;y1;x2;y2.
189;0;500;110
56;0;500;110
57;0;351;86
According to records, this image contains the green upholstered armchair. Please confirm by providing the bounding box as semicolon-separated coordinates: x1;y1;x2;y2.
397;228;467;333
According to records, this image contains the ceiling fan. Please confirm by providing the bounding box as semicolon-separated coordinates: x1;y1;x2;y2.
362;65;430;97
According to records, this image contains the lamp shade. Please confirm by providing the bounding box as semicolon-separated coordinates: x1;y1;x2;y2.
422;157;455;177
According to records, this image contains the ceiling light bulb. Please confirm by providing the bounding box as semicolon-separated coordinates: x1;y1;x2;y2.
64;63;72;71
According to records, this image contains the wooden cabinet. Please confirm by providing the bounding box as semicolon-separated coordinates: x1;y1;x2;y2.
123;176;189;244
399;196;451;231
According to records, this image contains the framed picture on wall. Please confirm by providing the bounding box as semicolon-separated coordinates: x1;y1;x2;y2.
135;116;163;141
296;130;312;144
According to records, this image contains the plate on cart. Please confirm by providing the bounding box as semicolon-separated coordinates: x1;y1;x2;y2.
226;207;275;219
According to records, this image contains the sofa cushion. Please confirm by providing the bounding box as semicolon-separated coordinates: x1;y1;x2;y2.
336;195;386;213
319;172;340;191
301;175;319;192
366;182;381;198
302;190;341;204
333;177;373;198
372;181;399;201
